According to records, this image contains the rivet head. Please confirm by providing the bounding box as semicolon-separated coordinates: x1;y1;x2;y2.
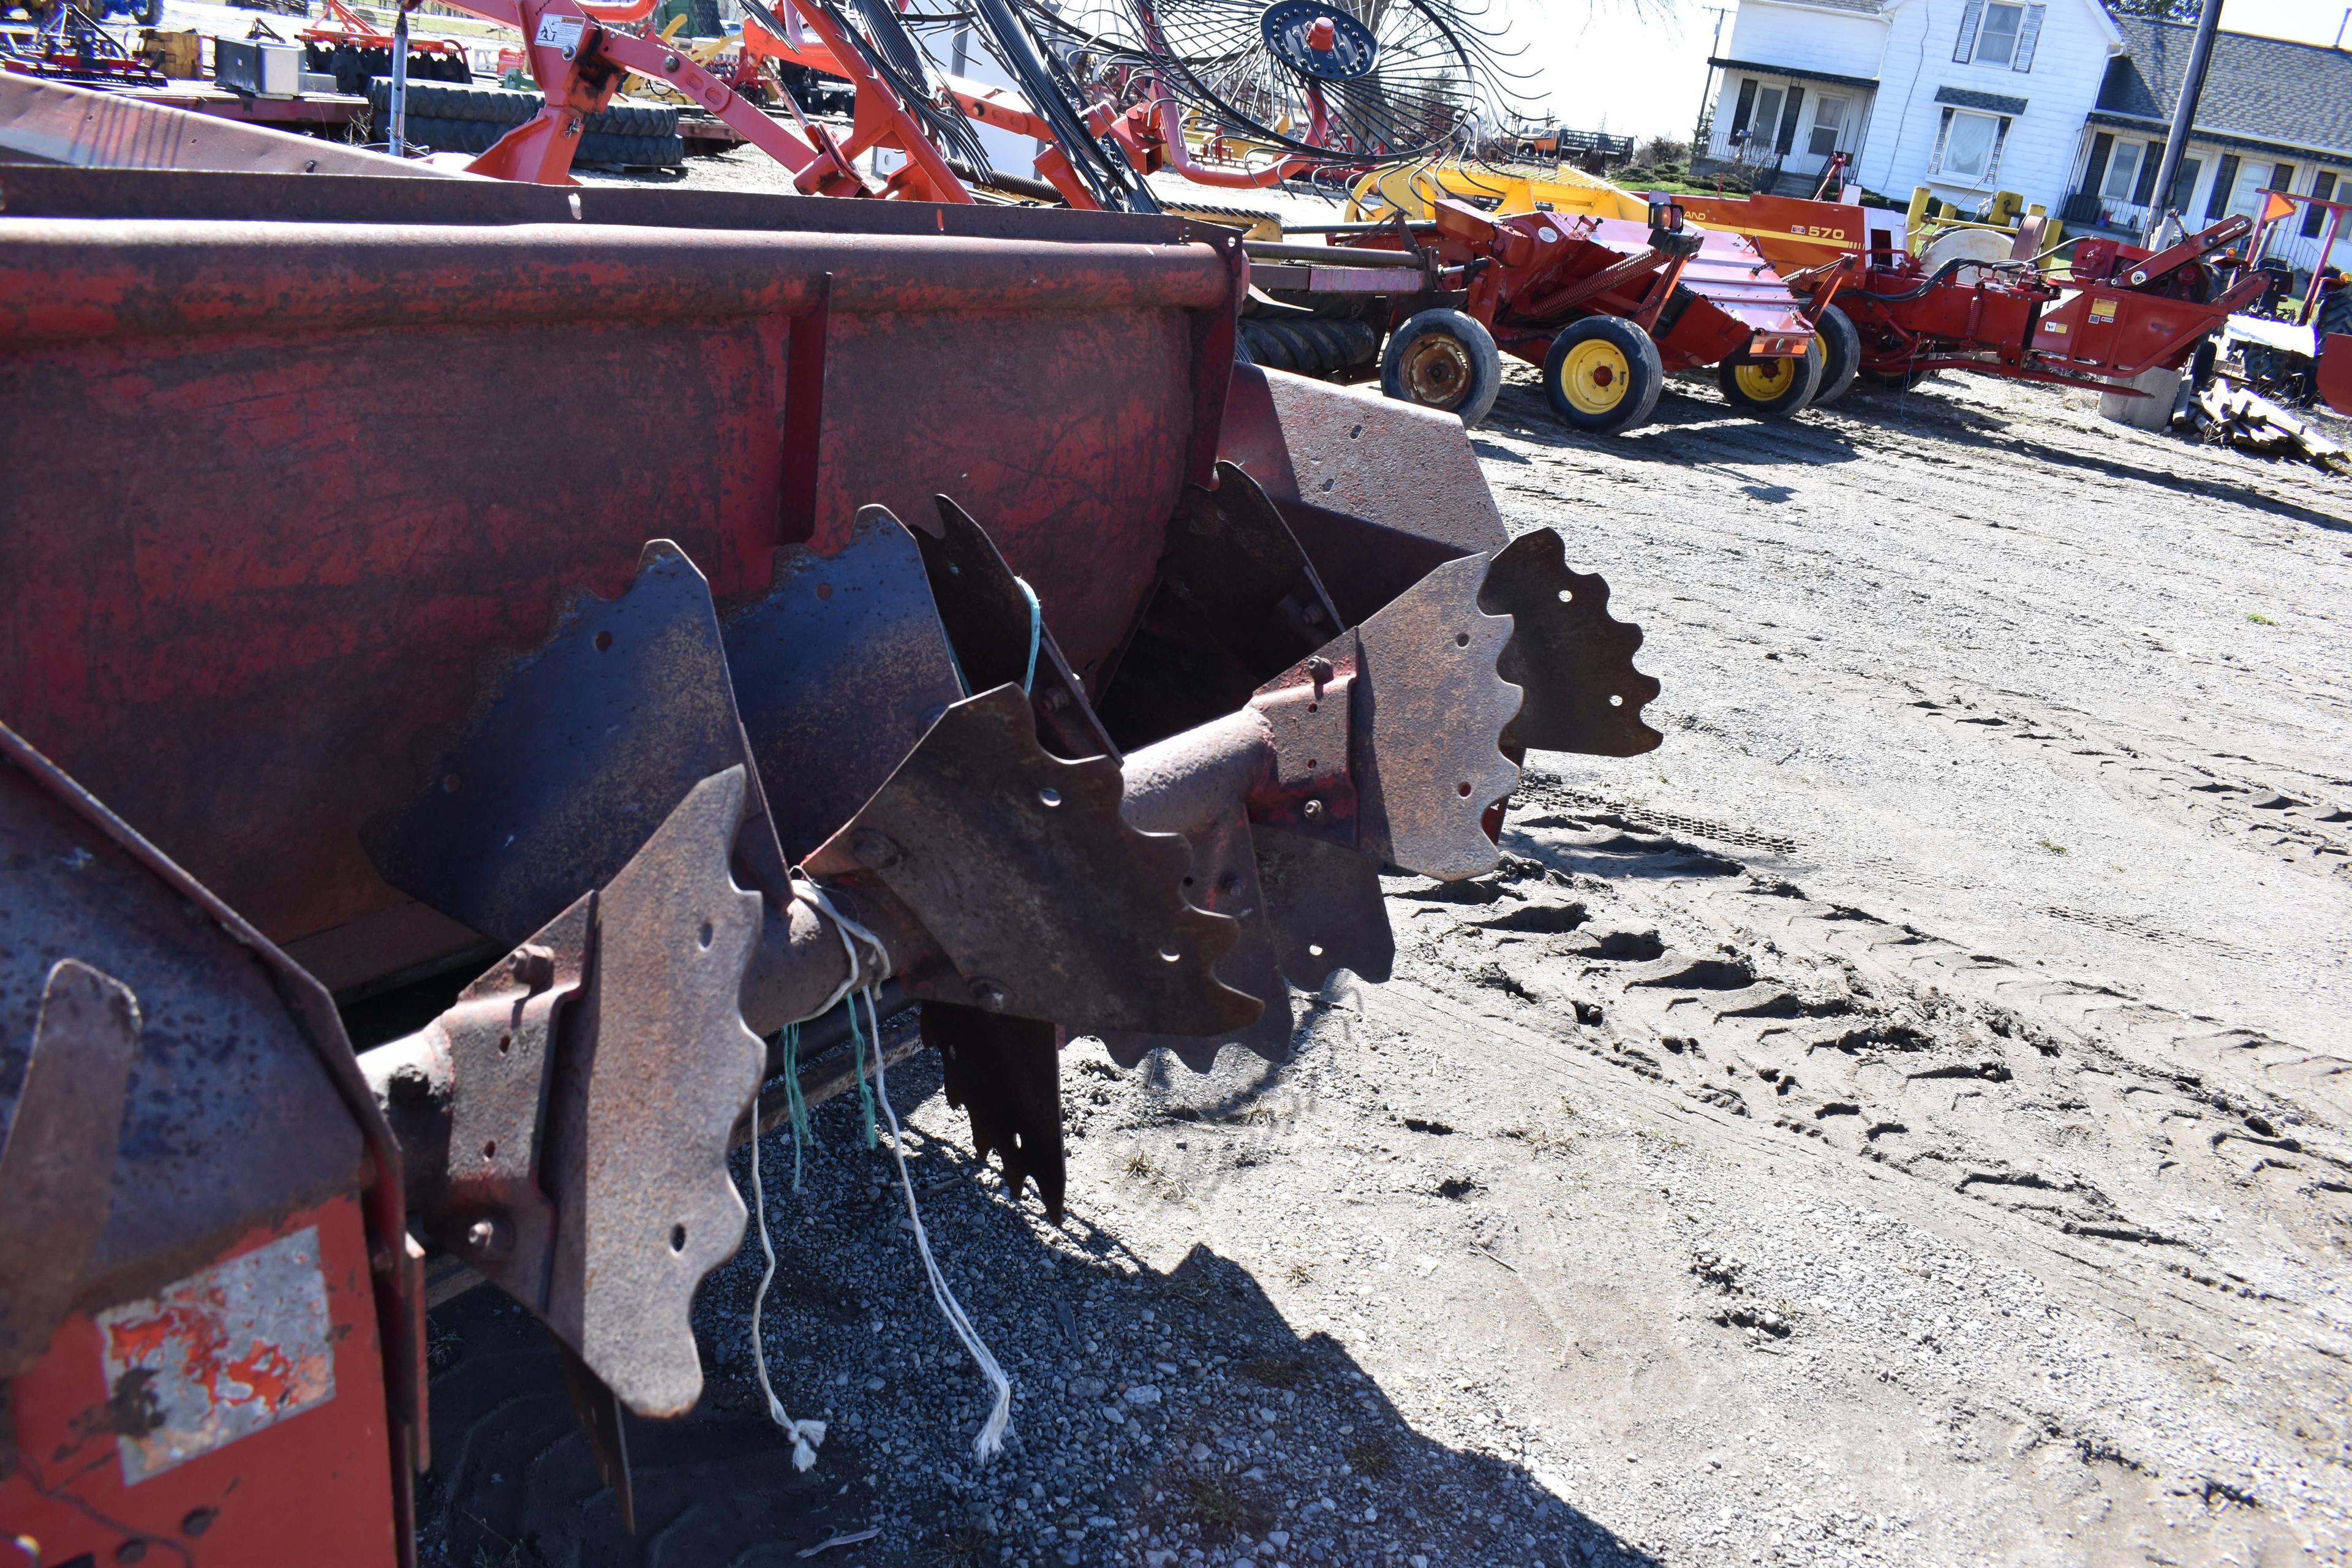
1302;798;1327;822
850;828;903;870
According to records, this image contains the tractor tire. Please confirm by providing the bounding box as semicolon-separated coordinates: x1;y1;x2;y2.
576;131;685;168
368;78;537;126
138;0;161;24
587;101;680;138
1810;304;1861;407
1238;318;1297;372
1540;316;1664;437
1381;307;1502;428
1718;338;1823;419
395;115;502;155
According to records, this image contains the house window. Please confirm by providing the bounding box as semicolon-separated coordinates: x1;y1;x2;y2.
1974;3;2024;65
1749;86;1785;146
1808;95;1848;158
2305;173;2340;239
2101;141;2144;202
1939;109;2002;184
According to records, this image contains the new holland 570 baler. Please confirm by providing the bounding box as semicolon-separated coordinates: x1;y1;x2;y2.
0;108;1659;1566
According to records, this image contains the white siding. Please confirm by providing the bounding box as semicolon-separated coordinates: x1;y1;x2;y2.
1724;0;1890;81
1858;0;2119;210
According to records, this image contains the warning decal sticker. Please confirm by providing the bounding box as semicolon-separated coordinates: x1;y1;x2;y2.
97;1226;337;1483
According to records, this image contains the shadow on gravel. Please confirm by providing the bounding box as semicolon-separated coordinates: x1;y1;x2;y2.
415;1054;1657;1568
1477;383;1868;470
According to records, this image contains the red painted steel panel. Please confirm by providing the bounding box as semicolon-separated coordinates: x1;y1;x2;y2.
0;1197;398;1567
0;217;1232;982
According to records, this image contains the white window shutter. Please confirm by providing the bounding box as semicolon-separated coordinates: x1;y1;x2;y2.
2013;5;2045;72
1988;116;2012;184
1953;0;1984;62
1929;108;1953;174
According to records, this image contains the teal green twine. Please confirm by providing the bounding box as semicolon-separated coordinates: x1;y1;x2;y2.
848;997;879;1151
1015;576;1042;694
780;1022;812;1193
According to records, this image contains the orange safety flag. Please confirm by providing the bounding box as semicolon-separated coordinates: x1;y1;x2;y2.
2261;190;2299;225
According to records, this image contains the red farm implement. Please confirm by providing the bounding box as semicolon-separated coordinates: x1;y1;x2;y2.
300;0;474;92
0;104;1660;1566
1273;195;1822;436
1673;190;2266;401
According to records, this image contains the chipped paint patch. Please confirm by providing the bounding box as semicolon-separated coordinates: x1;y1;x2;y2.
96;1226;336;1482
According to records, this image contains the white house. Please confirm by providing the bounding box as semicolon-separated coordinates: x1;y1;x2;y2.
1695;0;2124;209
1694;0;2352;281
2061;17;2352;277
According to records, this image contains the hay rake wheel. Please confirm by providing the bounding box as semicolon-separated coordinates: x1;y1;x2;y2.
1131;0;1487;160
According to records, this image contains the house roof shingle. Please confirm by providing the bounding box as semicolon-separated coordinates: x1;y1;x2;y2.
2098;16;2352;162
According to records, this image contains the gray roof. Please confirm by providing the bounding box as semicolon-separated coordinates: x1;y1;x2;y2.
2098;16;2352;161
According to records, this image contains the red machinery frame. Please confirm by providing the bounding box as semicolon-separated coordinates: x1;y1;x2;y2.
442;0;967;196
301;0;472;71
1668;190;2267;396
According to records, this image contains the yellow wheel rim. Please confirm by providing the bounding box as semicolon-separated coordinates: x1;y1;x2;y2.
1733;359;1793;399
1400;333;1473;410
1557;338;1631;415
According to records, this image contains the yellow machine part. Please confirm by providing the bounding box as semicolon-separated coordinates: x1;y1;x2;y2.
1348;163;2063;266
1347;160;1649;225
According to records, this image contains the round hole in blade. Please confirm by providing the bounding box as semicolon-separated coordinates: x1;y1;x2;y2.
1040;787;1062;807
498;1033;511;1055
594;630;613;652
483;1140;497;1160
1159;948;1181;963
1457;782;1472;797
1308;943;1325;958
1558;589;1574;603
1455;631;1470;647
816;582;833;601
698;921;714;949
670;1223;687;1253
1610;694;1624;707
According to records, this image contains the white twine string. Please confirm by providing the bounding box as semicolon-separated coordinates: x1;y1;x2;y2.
756;875;1014;1463
862;981;1014;1460
748;1120;827;1470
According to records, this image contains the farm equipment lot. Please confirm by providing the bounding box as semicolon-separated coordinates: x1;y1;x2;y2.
419;366;2351;1566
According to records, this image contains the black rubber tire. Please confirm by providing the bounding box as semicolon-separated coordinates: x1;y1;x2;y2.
1380;307;1503;428
586;100;680;137
1810;304;1861;408
368;79;678;140
575;131;684;168
1540;315;1664;437
1297;319;1355;375
138;0;162;24
1330;317;1381;370
369;79;532;125
1718;338;1824;419
1238;318;1296;372
394;115;501;155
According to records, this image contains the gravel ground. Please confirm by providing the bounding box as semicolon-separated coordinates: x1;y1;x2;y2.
413;175;2352;1567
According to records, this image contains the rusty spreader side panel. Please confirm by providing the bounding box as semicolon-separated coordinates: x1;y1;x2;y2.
0;178;1240;992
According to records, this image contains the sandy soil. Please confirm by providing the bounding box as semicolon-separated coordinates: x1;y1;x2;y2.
415;270;2352;1566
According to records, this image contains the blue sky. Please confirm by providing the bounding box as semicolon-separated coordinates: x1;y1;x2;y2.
1496;0;2350;142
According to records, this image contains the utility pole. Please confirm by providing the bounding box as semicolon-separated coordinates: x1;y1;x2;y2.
2146;0;2223;244
1691;6;1732;159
